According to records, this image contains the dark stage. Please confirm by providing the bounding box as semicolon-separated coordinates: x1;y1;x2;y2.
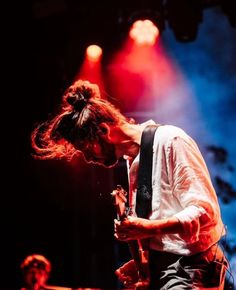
2;0;236;289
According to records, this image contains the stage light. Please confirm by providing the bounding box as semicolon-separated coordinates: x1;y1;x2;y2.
221;0;236;27
129;19;159;45
86;45;103;62
166;0;202;42
126;8;165;44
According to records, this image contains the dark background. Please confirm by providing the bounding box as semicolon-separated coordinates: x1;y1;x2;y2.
2;0;236;289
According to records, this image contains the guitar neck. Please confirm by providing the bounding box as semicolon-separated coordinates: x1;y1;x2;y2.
111;185;149;287
127;240;149;281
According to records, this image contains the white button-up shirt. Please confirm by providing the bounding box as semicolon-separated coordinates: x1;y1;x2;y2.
128;121;225;255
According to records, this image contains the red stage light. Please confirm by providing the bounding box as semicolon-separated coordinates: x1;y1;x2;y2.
129;19;159;45
86;45;103;62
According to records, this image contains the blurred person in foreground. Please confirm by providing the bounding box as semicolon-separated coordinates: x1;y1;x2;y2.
21;254;51;290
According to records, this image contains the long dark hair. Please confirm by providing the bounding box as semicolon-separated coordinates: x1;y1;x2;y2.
31;80;128;160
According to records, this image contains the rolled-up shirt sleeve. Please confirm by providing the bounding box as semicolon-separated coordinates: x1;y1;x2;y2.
168;135;221;243
175;205;207;243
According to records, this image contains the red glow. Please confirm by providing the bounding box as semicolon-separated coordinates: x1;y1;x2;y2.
86;45;103;62
129;19;159;45
74;58;105;96
106;37;183;112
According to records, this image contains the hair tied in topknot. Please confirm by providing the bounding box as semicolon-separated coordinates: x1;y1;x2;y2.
66;91;88;111
63;80;100;111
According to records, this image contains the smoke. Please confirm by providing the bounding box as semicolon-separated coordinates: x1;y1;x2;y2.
154;7;236;265
161;7;236;155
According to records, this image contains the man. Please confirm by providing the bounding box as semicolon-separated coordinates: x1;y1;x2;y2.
32;80;228;289
21;254;51;290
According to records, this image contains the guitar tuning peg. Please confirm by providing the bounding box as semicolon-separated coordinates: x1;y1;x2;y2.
116;185;127;195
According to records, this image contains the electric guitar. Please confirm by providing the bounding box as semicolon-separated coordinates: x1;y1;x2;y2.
111;185;149;290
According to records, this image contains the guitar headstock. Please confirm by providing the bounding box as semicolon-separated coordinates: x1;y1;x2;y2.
111;185;128;220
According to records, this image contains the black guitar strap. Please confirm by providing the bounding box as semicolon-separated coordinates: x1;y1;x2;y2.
135;124;160;219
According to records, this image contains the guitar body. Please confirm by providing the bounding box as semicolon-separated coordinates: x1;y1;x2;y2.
111;185;149;289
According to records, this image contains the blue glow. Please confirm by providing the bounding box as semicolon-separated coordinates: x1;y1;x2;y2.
161;7;236;285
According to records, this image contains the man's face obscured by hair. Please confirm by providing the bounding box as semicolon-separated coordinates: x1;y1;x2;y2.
74;135;118;168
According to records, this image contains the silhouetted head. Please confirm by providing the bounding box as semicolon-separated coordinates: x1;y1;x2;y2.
31;80;130;164
21;254;51;290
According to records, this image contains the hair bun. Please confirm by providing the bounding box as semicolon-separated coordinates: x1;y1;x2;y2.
66;92;87;111
64;80;100;111
66;92;86;107
66;86;92;111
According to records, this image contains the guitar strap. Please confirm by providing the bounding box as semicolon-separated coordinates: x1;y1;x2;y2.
135;124;160;219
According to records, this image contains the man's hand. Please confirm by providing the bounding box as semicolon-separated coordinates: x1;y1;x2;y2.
114;215;182;241
114;216;155;241
115;259;139;288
